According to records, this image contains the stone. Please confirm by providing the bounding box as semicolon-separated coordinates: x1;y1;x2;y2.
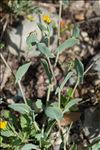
83;105;100;142
89;53;100;80
70;0;85;13
93;0;100;16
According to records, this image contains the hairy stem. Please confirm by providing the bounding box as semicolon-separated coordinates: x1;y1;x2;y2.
54;1;62;67
18;81;28;105
47;57;56;85
71;76;79;97
46;84;51;105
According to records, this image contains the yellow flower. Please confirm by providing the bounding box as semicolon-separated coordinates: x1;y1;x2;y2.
26;15;34;22
0;121;7;129
42;15;52;24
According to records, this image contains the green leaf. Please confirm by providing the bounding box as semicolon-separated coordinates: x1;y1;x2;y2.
37;43;54;58
9;103;31;114
67;87;73;97
41;59;52;83
15;62;31;83
88;137;100;149
56;37;79;54
63;98;82;113
26;32;38;49
45;106;63;120
75;58;84;83
60;71;73;91
37;23;47;31
0;136;3;144
45;120;55;138
0;43;4;49
21;143;39;150
55;71;73;94
91;143;100;150
11;138;21;147
72;26;80;38
20;115;31;129
62;0;70;5
69;143;77;150
1;130;15;137
35;99;43;109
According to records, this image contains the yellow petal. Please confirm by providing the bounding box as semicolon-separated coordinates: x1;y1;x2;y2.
0;121;7;129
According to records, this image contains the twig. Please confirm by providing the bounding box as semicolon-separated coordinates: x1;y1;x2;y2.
0;53;12;73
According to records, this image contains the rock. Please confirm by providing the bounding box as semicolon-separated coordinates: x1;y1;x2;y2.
75;12;85;21
6;7;59;57
81;31;88;38
70;0;85;13
93;0;100;16
89;53;100;80
83;105;100;142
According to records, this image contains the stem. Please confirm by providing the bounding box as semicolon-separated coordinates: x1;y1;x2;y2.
57;0;62;45
48;26;50;48
0;53;12;73
54;52;59;67
18;81;28;105
33;121;40;131
58;89;61;108
71;76;79;97
54;1;62;67
47;57;56;85
65;122;73;146
46;84;51;105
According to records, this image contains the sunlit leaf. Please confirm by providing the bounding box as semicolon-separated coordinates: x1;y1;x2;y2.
21;143;39;150
20;114;31;129
15;62;31;83
63;98;82;113
1;131;15;137
37;43;54;58
45;106;63;120
60;71;73;91
75;58;84;83
72;26;80;38
56;37;79;54
67;87;73;97
41;59;52;83
62;0;70;5
9;103;31;114
26;32;38;49
35;99;43;109
37;23;47;31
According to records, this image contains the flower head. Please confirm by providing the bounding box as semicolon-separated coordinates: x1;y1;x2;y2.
0;121;7;129
26;15;34;22
42;15;52;24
